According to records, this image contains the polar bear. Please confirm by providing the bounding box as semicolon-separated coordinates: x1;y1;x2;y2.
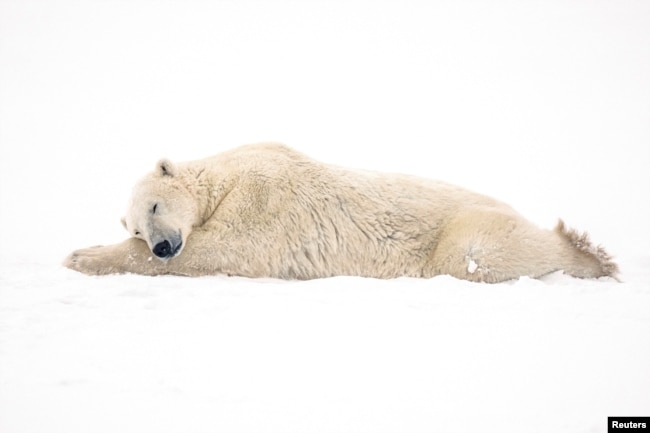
64;142;618;282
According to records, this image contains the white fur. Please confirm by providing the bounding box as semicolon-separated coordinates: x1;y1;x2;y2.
65;143;618;282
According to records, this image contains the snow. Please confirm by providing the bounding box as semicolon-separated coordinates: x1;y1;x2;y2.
1;1;649;432
1;264;648;433
467;259;479;274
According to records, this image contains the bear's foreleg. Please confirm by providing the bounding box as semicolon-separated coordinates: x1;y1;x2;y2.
64;238;169;276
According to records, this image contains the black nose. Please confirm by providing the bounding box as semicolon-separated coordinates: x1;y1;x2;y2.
153;240;172;258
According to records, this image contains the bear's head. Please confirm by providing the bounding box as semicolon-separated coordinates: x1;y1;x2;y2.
121;159;199;261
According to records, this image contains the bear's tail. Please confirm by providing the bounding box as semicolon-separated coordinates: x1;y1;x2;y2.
555;219;619;280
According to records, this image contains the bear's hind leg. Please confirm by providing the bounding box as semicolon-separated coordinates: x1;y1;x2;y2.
428;210;565;283
553;220;619;279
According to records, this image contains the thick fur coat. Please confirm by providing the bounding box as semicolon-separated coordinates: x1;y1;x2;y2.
65;143;618;282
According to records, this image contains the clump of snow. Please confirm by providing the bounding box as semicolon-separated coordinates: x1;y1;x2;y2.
467;259;479;274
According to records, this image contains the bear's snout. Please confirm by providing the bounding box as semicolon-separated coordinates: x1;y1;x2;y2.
152;240;183;259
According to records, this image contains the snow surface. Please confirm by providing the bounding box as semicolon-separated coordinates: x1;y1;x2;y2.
1;1;649;432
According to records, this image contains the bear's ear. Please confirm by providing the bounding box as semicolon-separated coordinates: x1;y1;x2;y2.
156;159;176;177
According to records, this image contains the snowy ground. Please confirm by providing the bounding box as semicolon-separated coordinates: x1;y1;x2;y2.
1;1;649;432
0;260;649;433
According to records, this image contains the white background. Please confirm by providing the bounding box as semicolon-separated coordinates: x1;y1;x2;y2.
1;1;649;432
1;0;649;260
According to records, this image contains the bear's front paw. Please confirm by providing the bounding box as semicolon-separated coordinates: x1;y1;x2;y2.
64;245;121;275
